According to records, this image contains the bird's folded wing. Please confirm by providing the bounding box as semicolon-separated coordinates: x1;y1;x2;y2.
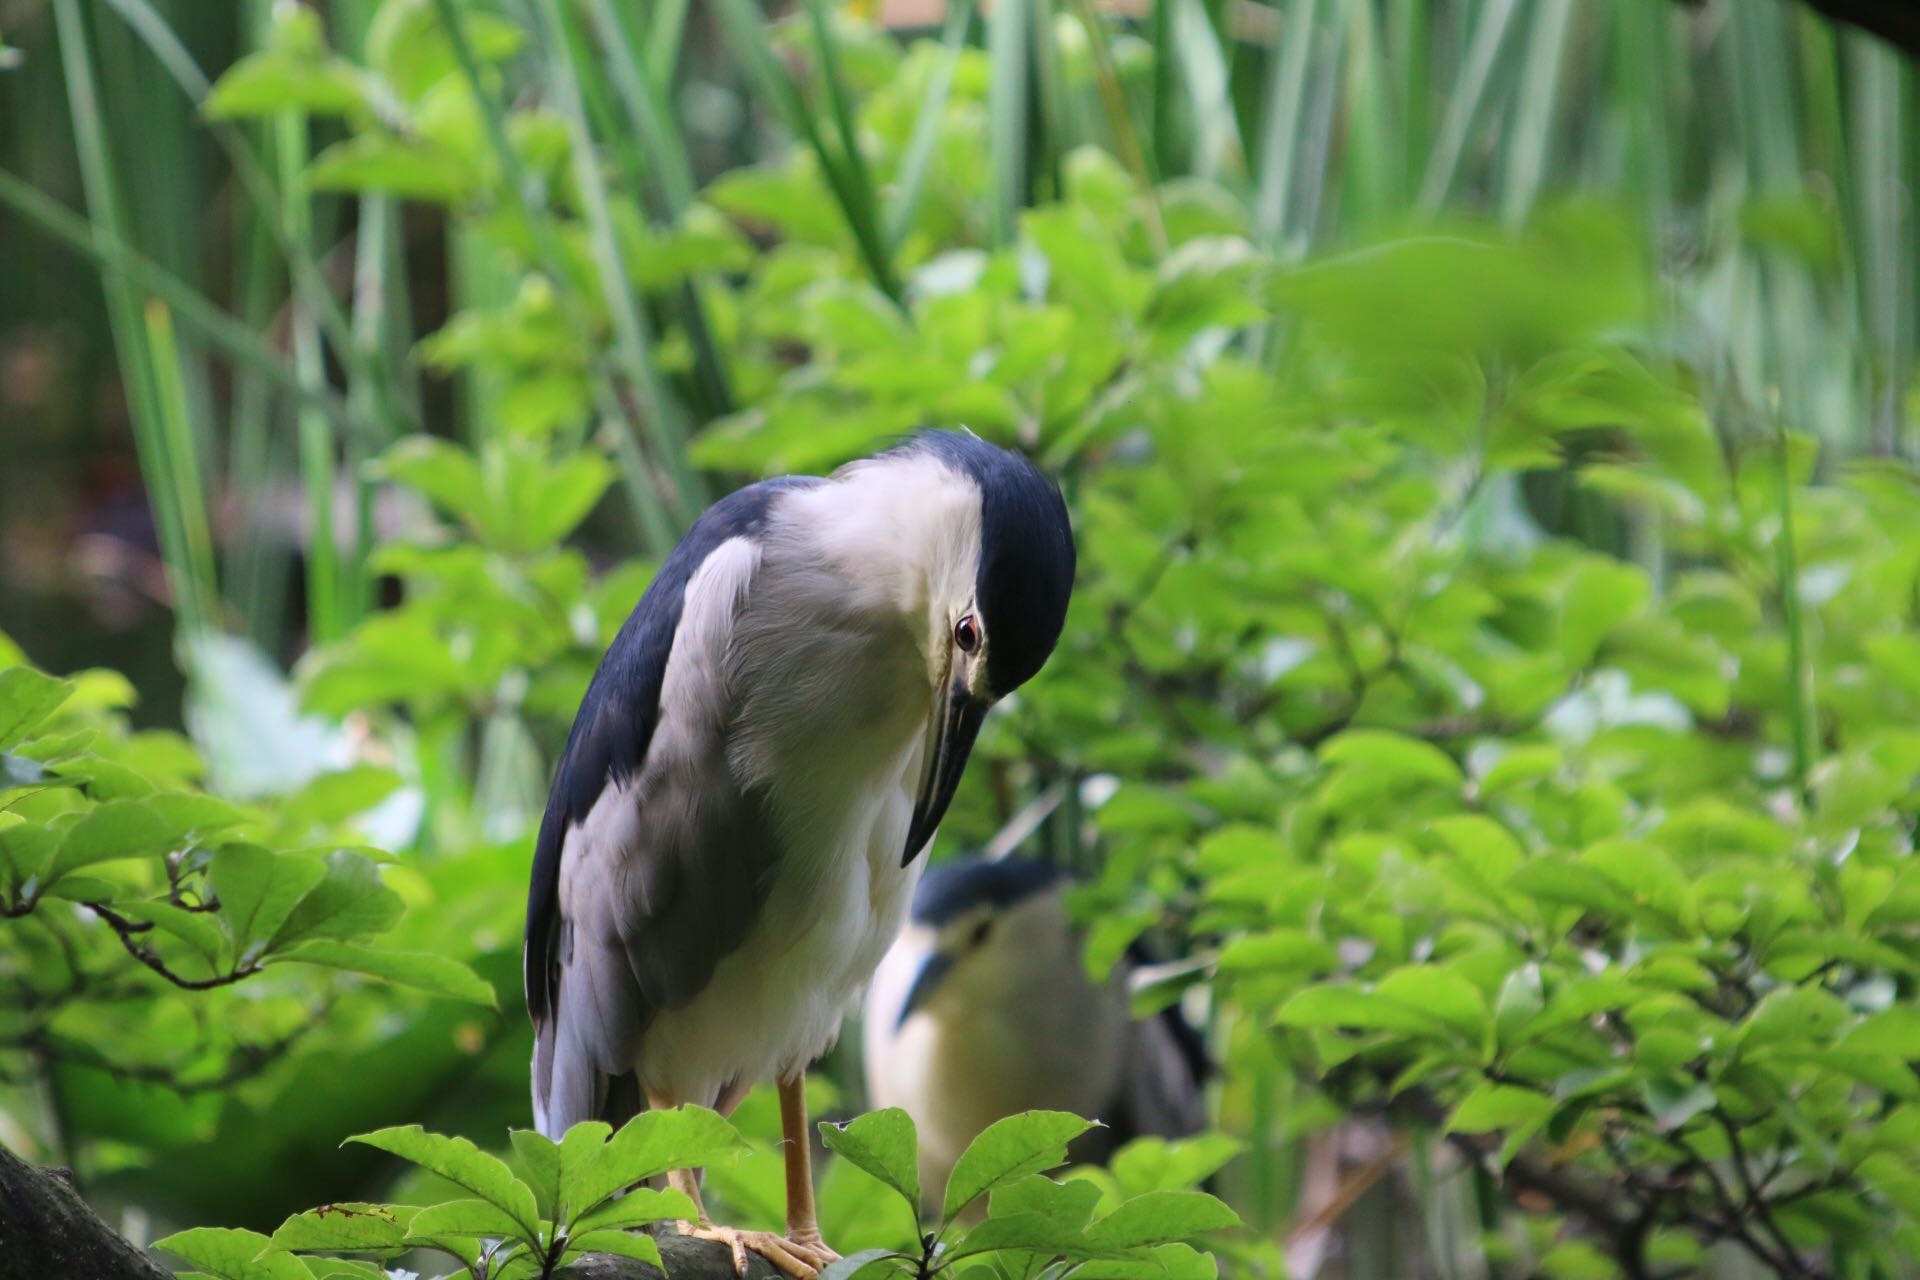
1117;1005;1211;1140
526;479;813;1133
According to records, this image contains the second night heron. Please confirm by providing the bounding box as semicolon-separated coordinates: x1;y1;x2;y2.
864;857;1209;1208
524;431;1074;1278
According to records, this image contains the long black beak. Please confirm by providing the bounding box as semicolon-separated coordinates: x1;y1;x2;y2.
897;951;955;1029
901;684;987;865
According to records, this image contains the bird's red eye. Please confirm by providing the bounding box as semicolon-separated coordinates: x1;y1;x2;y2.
954;615;980;653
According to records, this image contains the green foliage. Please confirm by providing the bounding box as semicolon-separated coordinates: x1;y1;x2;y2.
154;1109;1235;1280
160;1107;733;1279
12;0;1920;1275
0;647;491;1112
806;1108;1238;1280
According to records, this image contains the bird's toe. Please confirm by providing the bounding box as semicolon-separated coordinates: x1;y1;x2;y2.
788;1231;840;1267
687;1224;826;1280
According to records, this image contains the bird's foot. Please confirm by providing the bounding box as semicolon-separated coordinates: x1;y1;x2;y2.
684;1221;839;1280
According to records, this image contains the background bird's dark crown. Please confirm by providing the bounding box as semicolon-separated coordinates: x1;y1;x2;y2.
895;430;1076;696
912;856;1064;924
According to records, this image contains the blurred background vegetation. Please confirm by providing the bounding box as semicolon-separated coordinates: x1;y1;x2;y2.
4;0;1920;1276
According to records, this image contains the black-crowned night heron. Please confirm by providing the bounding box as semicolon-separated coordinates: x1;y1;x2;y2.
524;431;1074;1279
863;857;1209;1209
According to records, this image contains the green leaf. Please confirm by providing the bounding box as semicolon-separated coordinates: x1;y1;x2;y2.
1640;1077;1716;1132
0;666;72;751
1214;930;1336;974
566;1107;747;1216
47;794;243;880
1448;1084;1554;1134
946;1212;1099;1260
45;802;178;882
276;941;498;1006
204;53;373;120
563;1230;664;1269
269;850;403;949
1083;1190;1241;1248
1559;557;1650;668
1635;1027;1702;1075
511;1128;562;1220
155;1227;311;1280
46;753;155;799
508;452;616;551
269;1203;415;1254
1506;859;1639;920
300;1259;392;1280
348;1127;541;1241
307;135;478;204
571;1188;698;1232
214;844;327;960
1273;985;1451;1038
942;1111;1097;1222
1109;1135;1243;1195
1840;1009;1920;1058
1428;814;1525;884
1741;986;1851;1052
818;1249;911;1280
376;437;486;528
1069;1241;1219;1280
279;766;404;828
1493;964;1545;1047
819;1108;919;1213
552;1120;614;1221
110;900;225;963
987;1175;1102;1227
1540;1239;1616;1280
1375;966;1490;1041
35;874;122;903
404;1198;528;1239
0;822;58;895
1319;730;1464;787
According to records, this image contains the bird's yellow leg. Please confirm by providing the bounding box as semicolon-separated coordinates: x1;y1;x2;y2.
651;1083;838;1280
778;1070;837;1259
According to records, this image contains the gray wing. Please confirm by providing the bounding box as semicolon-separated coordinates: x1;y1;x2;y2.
1101;950;1211;1147
1111;1004;1210;1141
526;479;814;1135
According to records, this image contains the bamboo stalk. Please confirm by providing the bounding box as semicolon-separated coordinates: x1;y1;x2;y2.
530;0;690;552
142;301;221;637
583;0;735;419
100;0;418;444
1417;0;1520;215
0;169;357;432
1847;32;1911;455
276;107;343;646
1253;0;1318;248
1496;0;1574;226
432;0;701;540
587;0;698;217
988;0;1031;245
52;0;202;650
708;0;903;300
885;0;975;251
804;0;898;292
1064;0;1168;252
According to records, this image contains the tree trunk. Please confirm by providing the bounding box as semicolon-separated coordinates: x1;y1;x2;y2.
0;1145;169;1280
0;1145;777;1280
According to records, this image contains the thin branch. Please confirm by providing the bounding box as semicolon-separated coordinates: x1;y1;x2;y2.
85;903;259;990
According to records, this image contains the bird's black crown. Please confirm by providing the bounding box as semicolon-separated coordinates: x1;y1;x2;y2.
912;856;1064;925
899;430;1076;697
